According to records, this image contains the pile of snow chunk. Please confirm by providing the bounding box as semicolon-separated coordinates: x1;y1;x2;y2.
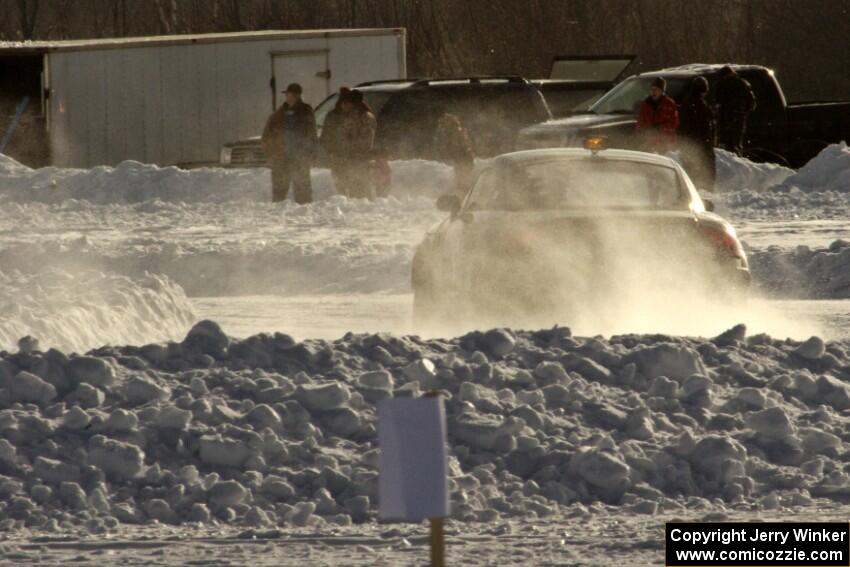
1;320;850;532
748;239;850;298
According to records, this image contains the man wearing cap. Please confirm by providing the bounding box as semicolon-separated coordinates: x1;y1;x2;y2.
636;77;679;153
261;83;318;203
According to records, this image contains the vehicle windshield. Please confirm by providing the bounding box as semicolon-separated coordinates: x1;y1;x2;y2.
314;91;394;130
544;88;610;116
590;76;690;115
470;159;686;211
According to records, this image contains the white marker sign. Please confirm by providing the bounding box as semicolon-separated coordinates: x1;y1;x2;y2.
377;397;449;522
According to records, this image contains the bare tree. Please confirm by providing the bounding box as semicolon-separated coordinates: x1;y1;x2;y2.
15;0;40;39
0;0;848;99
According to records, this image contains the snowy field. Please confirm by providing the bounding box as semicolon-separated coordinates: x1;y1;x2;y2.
1;144;850;565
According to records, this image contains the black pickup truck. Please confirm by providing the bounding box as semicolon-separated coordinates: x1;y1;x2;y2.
518;64;850;168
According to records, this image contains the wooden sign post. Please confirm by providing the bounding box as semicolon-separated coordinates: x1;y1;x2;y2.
430;516;445;567
377;394;449;566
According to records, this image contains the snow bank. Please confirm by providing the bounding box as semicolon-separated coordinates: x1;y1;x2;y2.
0;197;442;297
0;156;453;204
714;149;794;193
0;322;847;531
749;239;850;298
0;269;195;353
773;143;850;193
718;144;850;220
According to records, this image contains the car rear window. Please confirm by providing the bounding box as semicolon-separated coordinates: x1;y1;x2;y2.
376;84;551;158
469;159;686;211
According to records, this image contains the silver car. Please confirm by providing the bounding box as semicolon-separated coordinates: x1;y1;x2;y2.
412;145;750;329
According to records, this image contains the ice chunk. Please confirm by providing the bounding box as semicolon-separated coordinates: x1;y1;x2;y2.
199;435;256;468
570;449;631;501
746;407;794;439
125;376;170;405
358;370;394;390
261;475;295;500
144;499;177;523
800;428;841;454
209;480;248;507
690;436;747;480
59;482;88;511
62;406;91;430
482;329;516;357
295;382;351;412
156;405;192;430
187;503;211;523
0;439;16;462
7;371;56;405
104;409;138;432
66;356;114;387
816;375;850;410
246;404;283;432
183;320;229;357
68;383;105;408
626;344;706;381
18;336;39;354
794;336;825;360
402;359;436;385
33;457;81;485
285;501;316;527
88;436;145;480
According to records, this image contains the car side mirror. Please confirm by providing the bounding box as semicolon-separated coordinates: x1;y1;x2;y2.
436;194;461;215
703;198;715;212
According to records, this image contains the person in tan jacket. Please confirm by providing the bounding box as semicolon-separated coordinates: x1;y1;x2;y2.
320;87;352;196
325;90;377;199
262;83;317;203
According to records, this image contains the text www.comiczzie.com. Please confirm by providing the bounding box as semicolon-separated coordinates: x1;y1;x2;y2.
665;522;850;566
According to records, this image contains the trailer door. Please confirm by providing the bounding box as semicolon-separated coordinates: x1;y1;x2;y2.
270;50;330;109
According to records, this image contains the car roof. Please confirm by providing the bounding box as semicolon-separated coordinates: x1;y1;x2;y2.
638;63;770;78
355;77;535;92
356;82;418;92
492;148;682;168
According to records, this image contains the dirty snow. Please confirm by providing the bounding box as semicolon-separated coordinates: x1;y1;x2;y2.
0;322;848;567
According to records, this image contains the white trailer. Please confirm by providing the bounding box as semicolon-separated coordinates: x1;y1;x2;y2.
0;29;406;168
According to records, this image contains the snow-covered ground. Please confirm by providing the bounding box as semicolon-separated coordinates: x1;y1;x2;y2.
3;146;850;350
1;143;850;564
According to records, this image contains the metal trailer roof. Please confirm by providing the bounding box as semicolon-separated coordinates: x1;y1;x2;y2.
0;28;405;55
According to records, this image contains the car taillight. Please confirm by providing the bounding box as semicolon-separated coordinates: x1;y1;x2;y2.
701;227;741;256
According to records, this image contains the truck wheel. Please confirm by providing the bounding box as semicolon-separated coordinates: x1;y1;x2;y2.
787;139;829;169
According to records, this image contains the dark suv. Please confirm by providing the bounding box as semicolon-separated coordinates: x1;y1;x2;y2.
219;76;551;167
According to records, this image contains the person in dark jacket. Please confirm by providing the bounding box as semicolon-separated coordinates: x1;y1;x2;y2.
436;113;475;195
332;89;377;199
320;87;352;196
261;83;317;203
637;77;679;153
715;66;756;156
679;76;717;191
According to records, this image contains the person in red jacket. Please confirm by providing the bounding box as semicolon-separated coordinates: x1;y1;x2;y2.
636;77;679;153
